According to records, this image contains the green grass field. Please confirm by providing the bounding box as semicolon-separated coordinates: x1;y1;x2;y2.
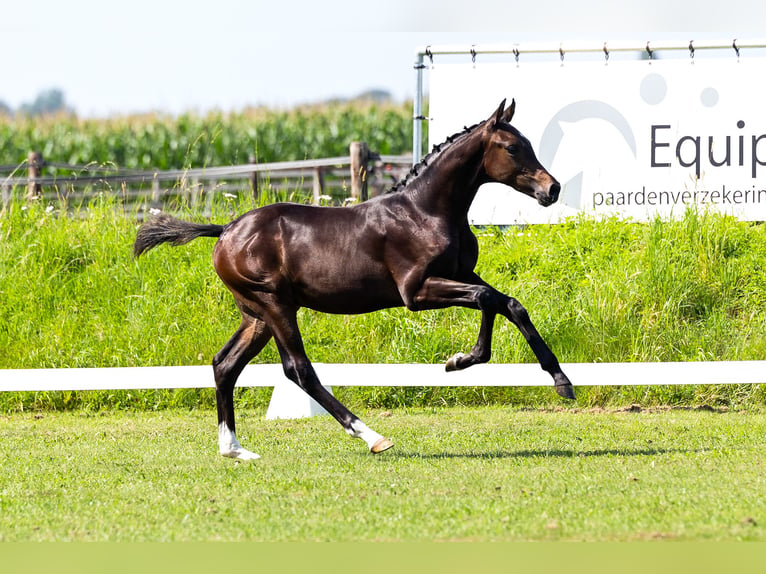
1;406;764;541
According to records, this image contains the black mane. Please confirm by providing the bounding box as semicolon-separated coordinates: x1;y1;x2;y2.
385;120;485;195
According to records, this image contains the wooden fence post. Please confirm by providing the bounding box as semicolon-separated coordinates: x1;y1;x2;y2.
27;151;43;200
350;142;369;202
151;178;161;209
312;167;324;204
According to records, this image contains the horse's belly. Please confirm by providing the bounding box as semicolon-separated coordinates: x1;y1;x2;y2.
296;276;404;315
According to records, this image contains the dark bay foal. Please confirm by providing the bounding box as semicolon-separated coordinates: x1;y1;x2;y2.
134;99;574;460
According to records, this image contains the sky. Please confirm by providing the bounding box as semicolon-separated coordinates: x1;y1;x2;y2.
1;0;766;117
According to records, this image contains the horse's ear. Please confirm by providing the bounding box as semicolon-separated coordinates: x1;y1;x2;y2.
503;98;516;123
491;98;507;128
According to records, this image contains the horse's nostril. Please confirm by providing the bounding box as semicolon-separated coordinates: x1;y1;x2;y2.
550;182;561;199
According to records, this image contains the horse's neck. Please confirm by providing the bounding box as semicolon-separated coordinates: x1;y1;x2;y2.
409;129;486;219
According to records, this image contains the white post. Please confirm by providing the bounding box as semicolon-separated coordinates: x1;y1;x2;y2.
265;378;333;420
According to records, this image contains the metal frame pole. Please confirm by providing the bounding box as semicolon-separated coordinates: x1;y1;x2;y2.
412;50;425;165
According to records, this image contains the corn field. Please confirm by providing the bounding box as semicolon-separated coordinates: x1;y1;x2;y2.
0;101;416;172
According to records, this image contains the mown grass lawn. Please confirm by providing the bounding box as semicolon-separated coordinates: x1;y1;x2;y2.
1;406;764;542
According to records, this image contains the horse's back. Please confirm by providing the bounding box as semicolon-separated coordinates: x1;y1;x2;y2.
213;202;405;313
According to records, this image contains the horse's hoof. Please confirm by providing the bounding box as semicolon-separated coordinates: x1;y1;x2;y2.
553;372;575;400
237;450;262;461
555;383;575;400
445;353;465;372
222;448;261;461
370;437;394;454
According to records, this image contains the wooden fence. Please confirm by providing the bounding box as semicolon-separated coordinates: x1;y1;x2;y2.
0;144;412;214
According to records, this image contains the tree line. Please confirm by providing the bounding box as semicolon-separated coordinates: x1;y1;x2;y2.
1;88;75;117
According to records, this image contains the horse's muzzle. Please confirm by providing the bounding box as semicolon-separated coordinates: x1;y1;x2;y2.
537;182;561;207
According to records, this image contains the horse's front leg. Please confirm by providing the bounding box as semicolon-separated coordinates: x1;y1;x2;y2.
445;309;496;372
502;296;574;399
410;276;574;400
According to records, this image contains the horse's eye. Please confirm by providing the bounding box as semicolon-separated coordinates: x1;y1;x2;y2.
506;144;518;156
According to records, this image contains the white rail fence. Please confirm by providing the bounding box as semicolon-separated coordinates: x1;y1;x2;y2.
2;361;764;419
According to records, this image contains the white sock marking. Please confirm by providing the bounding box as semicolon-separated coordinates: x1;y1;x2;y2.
347;420;385;450
218;422;260;460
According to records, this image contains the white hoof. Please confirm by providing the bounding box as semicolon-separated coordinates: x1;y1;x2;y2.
219;423;260;461
222;447;261;461
445;352;465;372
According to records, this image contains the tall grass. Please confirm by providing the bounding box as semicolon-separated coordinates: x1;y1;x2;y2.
2;196;765;411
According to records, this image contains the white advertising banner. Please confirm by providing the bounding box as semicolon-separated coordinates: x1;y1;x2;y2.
428;58;766;224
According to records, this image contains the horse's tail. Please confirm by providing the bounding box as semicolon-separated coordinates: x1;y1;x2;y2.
133;213;225;257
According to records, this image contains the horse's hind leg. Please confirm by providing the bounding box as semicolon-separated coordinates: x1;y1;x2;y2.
213;315;273;460
266;304;393;454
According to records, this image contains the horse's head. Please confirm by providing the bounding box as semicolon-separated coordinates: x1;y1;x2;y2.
481;99;561;207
